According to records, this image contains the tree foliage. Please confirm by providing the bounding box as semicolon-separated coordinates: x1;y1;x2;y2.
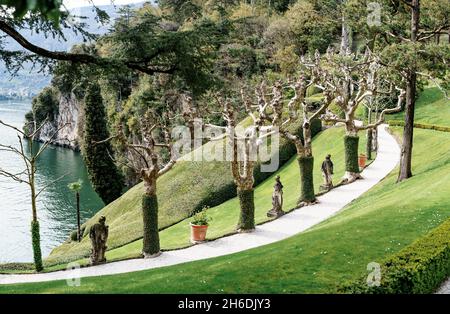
82;82;124;205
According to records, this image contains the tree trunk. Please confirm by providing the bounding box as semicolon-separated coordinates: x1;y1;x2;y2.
237;188;255;232
142;191;160;257
366;129;372;160
398;73;416;182
30;165;43;272
76;192;81;242
366;107;372;160
371;128;378;152
340;14;351;54
297;155;315;204
398;0;420;182
31;220;43;272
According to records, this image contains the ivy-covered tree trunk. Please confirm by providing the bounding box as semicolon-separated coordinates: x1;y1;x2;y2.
298;156;315;204
237;188;255;232
30;170;43;272
76;192;81;241
31;220;43;272
366;129;373;160
344;135;361;182
142;192;160;257
371;128;378;152
366;106;372;160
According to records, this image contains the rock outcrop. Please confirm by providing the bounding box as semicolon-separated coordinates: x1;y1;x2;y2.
35;93;83;151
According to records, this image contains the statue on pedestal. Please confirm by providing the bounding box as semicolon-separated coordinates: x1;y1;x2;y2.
89;216;109;265
320;154;334;191
267;175;285;218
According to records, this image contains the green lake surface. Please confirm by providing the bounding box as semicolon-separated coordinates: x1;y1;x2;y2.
0;99;104;263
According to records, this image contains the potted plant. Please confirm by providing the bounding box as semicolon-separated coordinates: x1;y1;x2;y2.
358;153;367;169
190;207;211;243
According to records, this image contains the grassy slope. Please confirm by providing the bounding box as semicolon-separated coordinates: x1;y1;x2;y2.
2;126;449;293
42;126;369;270
99;126;368;260
45;156;232;264
388;86;450;127
44;116;285;265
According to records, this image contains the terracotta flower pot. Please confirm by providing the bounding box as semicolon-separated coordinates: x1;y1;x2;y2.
358;154;367;169
190;223;208;243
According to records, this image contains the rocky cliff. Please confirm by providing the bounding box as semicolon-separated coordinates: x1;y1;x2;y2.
35;93;83;151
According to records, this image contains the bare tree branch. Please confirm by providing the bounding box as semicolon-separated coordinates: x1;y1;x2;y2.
35;172;70;198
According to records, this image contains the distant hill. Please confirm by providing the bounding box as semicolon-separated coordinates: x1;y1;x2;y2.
0;2;146;98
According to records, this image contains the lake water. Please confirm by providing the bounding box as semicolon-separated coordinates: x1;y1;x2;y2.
0;99;104;263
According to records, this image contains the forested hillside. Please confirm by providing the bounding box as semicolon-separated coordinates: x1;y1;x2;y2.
26;0;342;184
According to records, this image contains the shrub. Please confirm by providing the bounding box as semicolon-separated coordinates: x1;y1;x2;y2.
306;85;322;97
28;86;59;127
339;218;450;294
70;230;78;242
388;120;450;133
0;263;35;272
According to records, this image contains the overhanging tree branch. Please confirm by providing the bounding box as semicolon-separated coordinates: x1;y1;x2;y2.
0;19;178;76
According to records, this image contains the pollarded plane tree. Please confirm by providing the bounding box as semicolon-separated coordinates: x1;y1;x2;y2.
254;55;333;205
97;111;177;258
0;119;69;271
344;0;450;182
206;95;277;232
363;78;405;160
320;50;406;182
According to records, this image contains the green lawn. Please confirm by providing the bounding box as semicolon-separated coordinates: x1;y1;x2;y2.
387;86;450;127
43;114;307;266
37;126;370;272
1;127;449;293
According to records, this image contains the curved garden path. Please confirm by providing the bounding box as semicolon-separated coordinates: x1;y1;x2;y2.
0;124;400;285
436;279;450;294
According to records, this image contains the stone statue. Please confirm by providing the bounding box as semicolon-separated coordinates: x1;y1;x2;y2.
89;216;109;265
321;154;334;191
267;175;285;218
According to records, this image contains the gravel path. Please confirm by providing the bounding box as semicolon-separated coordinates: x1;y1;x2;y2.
0;124;400;285
436;278;450;294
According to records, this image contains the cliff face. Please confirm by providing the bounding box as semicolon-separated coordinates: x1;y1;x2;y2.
36;93;83;151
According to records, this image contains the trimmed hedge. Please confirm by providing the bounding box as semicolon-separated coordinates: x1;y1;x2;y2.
339;218;450;294
0;263;35;273
388;120;450;133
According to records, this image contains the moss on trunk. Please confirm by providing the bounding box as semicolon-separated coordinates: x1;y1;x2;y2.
237;189;255;231
298;156;315;204
31;220;43;272
344;135;360;174
142;194;160;256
